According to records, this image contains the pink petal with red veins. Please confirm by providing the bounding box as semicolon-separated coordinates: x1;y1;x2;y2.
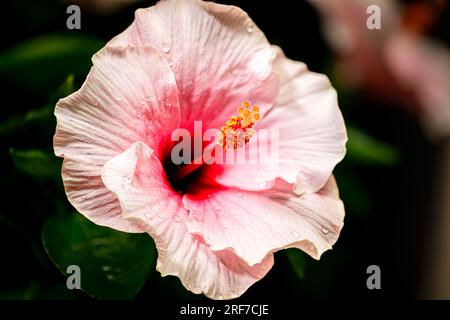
101;141;274;299
106;0;279;129
54;45;180;232
213;47;347;194
183;176;344;267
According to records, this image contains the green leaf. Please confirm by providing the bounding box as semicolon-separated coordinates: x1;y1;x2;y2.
0;75;75;136
346;126;400;166
0;34;103;93
9;149;61;180
54;74;76;101
0;105;52;136
42;214;156;300
285;248;307;279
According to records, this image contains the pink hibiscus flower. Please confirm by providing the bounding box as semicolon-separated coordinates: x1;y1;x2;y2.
54;0;347;299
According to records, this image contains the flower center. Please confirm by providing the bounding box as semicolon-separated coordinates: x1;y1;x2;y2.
165;101;260;193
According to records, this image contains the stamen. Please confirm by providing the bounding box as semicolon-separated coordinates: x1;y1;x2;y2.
218;101;260;150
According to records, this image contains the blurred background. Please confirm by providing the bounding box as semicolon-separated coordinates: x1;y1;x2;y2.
0;0;449;300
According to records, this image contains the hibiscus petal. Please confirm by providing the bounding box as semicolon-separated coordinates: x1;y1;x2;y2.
213;46;347;193
106;0;279;129
101;141;274;299
54;45;180;232
183;176;344;266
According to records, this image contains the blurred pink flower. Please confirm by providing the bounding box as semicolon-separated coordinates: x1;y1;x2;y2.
54;0;346;299
310;0;450;138
385;32;450;137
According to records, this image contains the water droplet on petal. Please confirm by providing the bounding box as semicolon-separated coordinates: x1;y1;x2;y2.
144;211;154;219
236;192;243;198
122;183;131;191
167;59;174;67
321;226;330;235
271;50;277;60
117;96;122;101
173;215;181;223
122;175;132;184
162;42;170;53
291;231;299;237
246;21;254;33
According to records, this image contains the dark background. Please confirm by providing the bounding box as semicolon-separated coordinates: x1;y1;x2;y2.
0;0;448;301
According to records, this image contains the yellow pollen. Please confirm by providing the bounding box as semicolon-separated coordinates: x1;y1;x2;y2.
218;101;260;150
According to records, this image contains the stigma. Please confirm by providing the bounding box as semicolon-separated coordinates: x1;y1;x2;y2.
218;101;260;150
